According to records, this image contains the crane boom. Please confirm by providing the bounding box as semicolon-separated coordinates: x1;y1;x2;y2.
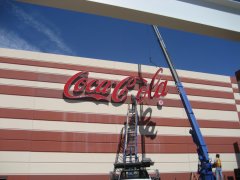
152;25;214;180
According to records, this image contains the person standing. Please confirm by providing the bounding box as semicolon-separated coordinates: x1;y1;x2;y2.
214;154;223;180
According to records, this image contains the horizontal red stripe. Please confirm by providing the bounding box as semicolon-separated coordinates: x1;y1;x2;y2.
184;88;233;99
0;130;239;153
2;139;240;154
0;108;239;129
231;76;237;84
0;139;237;153
0;69;68;84
0;57;232;88
0;69;234;99
3;175;108;180
233;88;239;93
236;100;240;105
0;139;194;153
1;171;237;180
0;85;237;111
160;171;236;180
0;129;239;145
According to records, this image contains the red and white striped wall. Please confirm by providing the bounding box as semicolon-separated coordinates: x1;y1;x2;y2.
0;48;239;180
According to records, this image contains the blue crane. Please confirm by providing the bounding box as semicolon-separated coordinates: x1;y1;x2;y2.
152;25;215;180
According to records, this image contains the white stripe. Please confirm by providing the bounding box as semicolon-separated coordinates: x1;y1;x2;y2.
0;48;231;83
166;94;235;104
0;161;236;175
0;152;115;163
0;162;111;175
193;108;238;122
181;82;232;92
200;127;240;137
0;152;236;163
0;78;63;90
177;69;231;83
232;84;239;89
0;94;238;121
0;118;239;137
0;62;233;92
0;151;238;174
168;81;232;92
237;104;240;112
0;78;235;104
148;153;238;163
157;161;237;173
234;93;240;100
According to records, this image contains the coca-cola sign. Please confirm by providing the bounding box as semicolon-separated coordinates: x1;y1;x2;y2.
63;68;168;104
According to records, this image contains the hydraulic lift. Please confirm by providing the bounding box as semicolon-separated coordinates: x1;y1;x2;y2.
152;25;215;180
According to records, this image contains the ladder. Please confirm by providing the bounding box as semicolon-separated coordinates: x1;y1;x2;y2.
114;95;139;166
113;96;139;171
123;95;139;163
111;95;156;180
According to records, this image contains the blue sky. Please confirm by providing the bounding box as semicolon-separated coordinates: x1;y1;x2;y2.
0;0;239;76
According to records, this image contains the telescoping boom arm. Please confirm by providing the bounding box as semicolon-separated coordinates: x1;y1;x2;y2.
152;25;214;180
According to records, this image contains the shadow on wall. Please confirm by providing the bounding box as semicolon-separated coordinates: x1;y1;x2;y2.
233;142;240;180
234;70;240;180
63;96;110;105
139;107;158;160
235;70;240;93
114;127;125;165
136;63;164;135
137;63;158;159
139;107;157;139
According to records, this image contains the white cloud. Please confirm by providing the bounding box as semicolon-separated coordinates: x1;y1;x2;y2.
7;1;75;54
0;28;40;51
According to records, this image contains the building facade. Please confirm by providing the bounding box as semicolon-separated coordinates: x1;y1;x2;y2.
0;48;239;180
